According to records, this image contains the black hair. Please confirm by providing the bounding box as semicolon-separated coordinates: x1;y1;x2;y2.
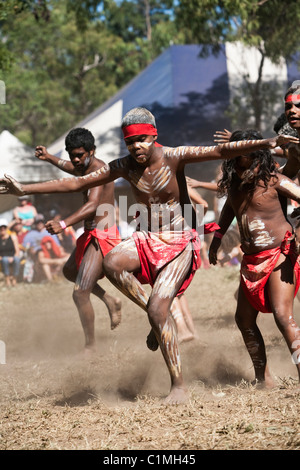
217;129;277;197
65;128;95;153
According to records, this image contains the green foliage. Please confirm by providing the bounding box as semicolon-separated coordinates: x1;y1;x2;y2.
0;0;180;146
0;0;299;145
177;0;300;60
176;0;300;131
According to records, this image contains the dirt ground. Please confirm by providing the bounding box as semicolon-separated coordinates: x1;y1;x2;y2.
0;264;300;451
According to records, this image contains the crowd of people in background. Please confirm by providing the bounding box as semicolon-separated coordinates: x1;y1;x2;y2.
0;188;244;289
2;165;299;290
2;111;300;291
0;196;77;286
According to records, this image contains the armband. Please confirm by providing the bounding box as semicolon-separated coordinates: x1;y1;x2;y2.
59;220;67;230
214;231;223;239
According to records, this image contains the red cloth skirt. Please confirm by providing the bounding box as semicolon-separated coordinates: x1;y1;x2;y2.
133;223;219;297
75;225;121;274
240;231;300;313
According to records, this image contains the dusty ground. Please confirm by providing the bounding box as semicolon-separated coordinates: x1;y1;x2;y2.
0;265;300;451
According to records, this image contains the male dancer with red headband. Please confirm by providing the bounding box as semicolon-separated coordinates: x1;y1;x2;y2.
0;107;298;403
284;82;300;172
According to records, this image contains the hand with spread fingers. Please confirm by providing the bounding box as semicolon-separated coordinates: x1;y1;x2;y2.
213;128;232;144
0;175;25;196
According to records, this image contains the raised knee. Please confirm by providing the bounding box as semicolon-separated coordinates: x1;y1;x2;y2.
103;252;119;278
147;298;168;324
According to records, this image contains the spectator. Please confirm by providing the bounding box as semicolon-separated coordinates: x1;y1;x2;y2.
12;195;37;231
22;214;61;282
0;218;21;287
219;228;242;267
48;208;76;253
8;218;27;253
37;235;69;281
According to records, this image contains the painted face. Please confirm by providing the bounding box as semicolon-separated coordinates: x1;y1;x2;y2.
285;95;300;129
124;135;156;165
69;146;93;172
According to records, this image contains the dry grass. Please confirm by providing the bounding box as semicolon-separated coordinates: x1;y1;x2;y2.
0;266;300;450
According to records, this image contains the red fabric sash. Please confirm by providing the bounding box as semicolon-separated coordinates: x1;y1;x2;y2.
203;222;220;234
75;225;121;272
133;229;201;297
240;231;300;313
122;124;158;138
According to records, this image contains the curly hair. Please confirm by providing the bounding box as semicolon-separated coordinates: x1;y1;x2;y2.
65;128;95;153
217;129;277;198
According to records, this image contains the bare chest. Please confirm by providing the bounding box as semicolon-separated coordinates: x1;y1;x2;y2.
230;185;278;217
129;164;176;201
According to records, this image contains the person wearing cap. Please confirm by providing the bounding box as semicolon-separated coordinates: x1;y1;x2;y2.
12;195;37;232
0;218;21;287
0;107;298;404
8;219;27;265
22;214;62;282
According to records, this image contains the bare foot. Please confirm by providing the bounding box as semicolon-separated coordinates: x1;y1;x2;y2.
107;297;122;330
252;366;276;389
252;372;276;390
146;328;159;351
79;345;98;361
164;386;188;405
178;331;196;344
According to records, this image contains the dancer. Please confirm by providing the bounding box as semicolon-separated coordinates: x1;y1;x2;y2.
209;129;300;388
35;128;122;353
0;108;297;403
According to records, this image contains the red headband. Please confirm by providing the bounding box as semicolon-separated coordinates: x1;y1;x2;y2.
285;94;300;103
122;123;158;139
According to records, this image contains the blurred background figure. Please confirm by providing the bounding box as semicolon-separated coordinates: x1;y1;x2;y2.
12;195;37;232
0;218;21;287
48;208;76;254
22;213;62;283
218;228;242;267
37;235;69;282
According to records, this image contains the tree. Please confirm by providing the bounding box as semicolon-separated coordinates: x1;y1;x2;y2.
68;0;177;62
176;0;300;133
0;0;181;145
